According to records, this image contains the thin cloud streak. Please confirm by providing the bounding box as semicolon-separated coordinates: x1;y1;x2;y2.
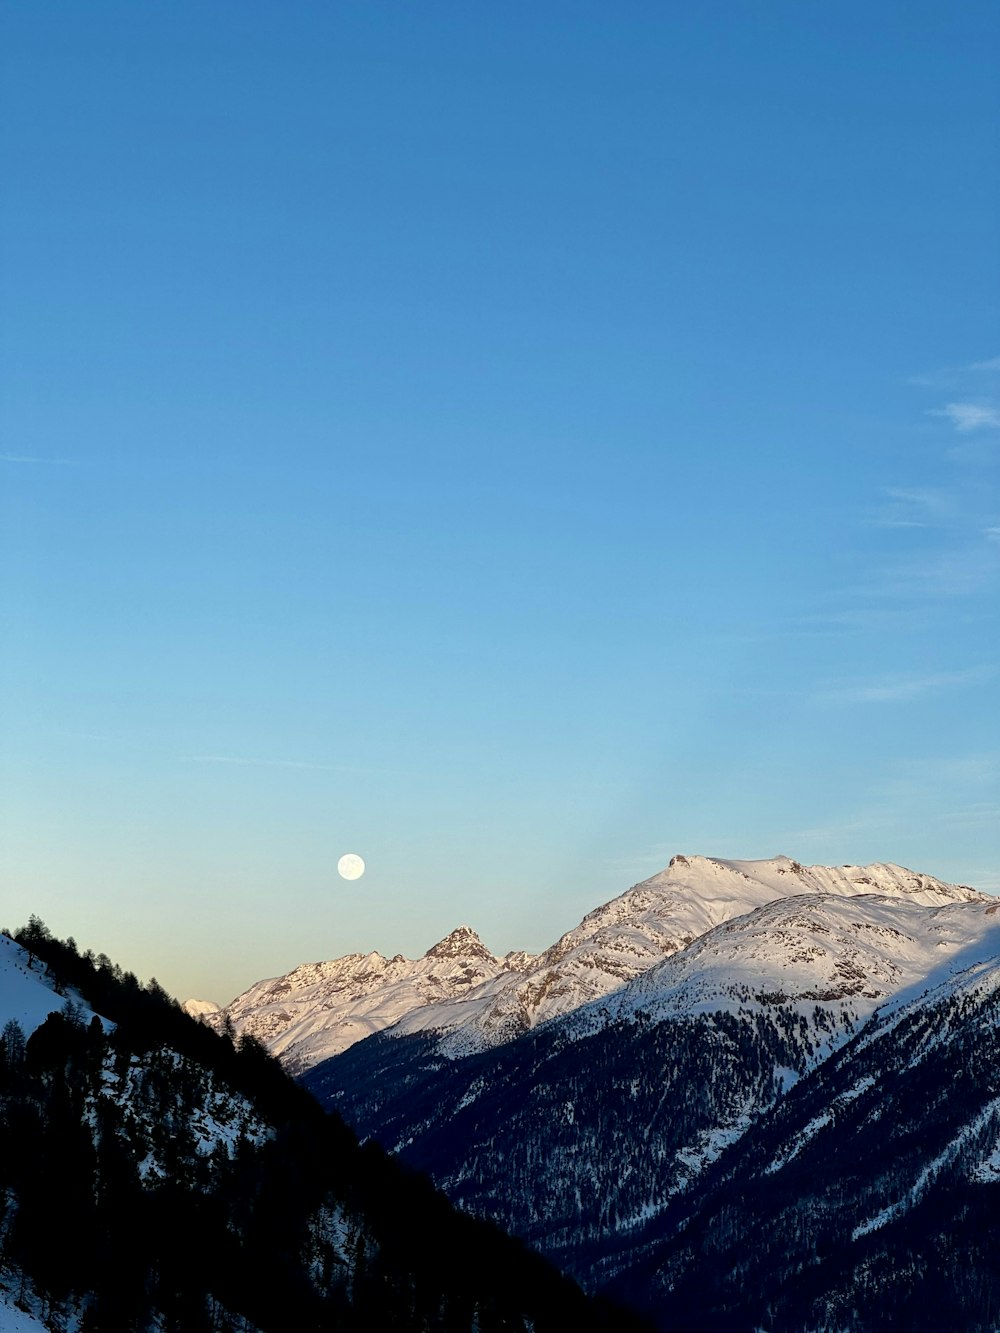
906;353;1000;387
782;753;1000;882
885;486;949;510
930;402;1000;432
849;529;1000;601
792;607;927;632
181;754;382;775
736;666;996;706
1;453;77;464
817;665;995;705
866;486;953;530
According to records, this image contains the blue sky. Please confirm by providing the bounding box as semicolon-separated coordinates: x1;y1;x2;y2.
2;2;998;1003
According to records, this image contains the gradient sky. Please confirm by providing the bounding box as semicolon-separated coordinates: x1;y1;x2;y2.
2;2;998;1005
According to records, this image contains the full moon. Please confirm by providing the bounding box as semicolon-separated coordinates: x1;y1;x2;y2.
337;852;366;881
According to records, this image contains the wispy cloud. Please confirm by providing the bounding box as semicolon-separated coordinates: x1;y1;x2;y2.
792;607;928;633
817;664;995;705
914;355;1000;449
780;813;895;844
181;754;375;774
782;752;1000;884
930;402;1000;432
864;537;1000;599
0;453;76;464
907;354;1000;387
885;487;949;512
868;486;953;529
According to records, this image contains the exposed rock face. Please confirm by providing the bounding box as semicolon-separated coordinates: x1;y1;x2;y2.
203;927;523;1074
423;926;495;962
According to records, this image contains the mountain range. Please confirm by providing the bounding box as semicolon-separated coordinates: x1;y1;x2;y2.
8;851;999;1330
199;854;985;1071
191;923;531;1074
192;853;1000;1330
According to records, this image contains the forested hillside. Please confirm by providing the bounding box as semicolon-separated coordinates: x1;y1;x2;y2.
606;961;1000;1330
0;920;648;1333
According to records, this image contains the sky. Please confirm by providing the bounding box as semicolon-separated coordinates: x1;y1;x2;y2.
1;2;998;1005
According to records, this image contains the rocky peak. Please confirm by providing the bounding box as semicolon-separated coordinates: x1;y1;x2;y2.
424;926;494;962
502;950;536;972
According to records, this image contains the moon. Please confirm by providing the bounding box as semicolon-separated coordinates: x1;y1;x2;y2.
337;852;366;881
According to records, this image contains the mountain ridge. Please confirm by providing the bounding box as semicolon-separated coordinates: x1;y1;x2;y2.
197;854;986;1073
301;870;1000;1319
196;922;532;1074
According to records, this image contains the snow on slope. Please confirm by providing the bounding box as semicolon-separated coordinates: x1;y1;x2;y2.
391;856;987;1057
0;932;87;1037
212;926;532;1074
0;1287;50;1332
595;892;1000;1031
748;921;1000;1224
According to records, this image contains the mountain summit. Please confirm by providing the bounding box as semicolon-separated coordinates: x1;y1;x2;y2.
388;854;985;1056
204;924;522;1074
424;925;494;961
201;854;984;1075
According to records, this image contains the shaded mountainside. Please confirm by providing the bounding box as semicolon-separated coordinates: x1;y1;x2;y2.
308;1004;831;1277
304;889;1000;1329
605;958;1000;1331
0;920;648;1333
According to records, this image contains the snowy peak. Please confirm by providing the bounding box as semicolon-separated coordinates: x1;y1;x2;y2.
501;949;536;972
213;926;506;1073
424;926;495;962
608;892;1000;1031
663;853;984;905
393;854;987;1057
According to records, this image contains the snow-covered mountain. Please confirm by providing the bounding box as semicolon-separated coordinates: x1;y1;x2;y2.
201;925;533;1074
394;855;984;1057
578;889;1000;1033
184;849;1000;1326
207;855;984;1074
605;929;1000;1330
303;869;999;1312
